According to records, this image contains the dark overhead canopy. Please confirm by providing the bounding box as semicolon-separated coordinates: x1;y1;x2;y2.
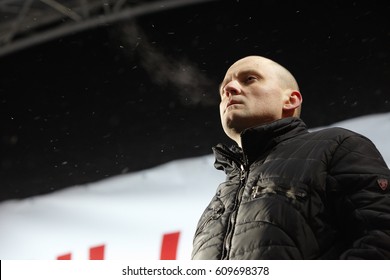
0;0;219;57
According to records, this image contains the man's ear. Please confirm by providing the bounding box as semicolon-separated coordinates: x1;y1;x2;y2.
282;90;302;116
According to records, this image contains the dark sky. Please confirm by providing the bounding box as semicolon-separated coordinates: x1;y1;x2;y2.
1;0;389;201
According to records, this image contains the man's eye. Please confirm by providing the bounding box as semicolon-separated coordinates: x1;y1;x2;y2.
244;75;257;83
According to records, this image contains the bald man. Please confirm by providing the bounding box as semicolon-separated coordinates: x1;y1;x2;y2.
219;56;302;146
191;56;390;259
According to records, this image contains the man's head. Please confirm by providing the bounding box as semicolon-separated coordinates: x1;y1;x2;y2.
219;55;302;146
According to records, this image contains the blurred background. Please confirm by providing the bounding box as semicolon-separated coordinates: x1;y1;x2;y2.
1;0;390;202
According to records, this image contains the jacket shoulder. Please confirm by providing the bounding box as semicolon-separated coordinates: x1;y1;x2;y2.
306;126;364;142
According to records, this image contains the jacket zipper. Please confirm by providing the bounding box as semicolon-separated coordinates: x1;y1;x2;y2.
195;145;241;243
221;163;248;259
213;145;249;259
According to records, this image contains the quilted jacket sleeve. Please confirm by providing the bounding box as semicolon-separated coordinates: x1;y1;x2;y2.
327;133;390;259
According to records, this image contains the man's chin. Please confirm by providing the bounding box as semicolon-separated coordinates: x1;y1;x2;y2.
223;119;246;135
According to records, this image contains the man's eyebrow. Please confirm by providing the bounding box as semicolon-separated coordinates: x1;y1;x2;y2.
220;70;260;87
239;69;261;77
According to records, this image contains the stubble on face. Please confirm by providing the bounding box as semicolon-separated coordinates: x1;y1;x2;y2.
219;56;300;144
220;57;274;138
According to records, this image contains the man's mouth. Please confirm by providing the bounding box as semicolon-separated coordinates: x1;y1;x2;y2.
226;100;241;110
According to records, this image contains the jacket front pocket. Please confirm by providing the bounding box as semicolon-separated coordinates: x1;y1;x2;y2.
194;198;224;238
251;185;308;202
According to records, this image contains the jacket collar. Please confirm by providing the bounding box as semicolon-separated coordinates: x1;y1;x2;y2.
213;117;308;173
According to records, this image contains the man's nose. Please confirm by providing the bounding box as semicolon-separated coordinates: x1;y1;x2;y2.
224;80;241;97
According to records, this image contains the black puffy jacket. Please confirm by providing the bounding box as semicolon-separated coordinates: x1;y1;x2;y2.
191;117;390;259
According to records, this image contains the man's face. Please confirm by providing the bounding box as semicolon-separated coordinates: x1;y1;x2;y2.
219;56;288;140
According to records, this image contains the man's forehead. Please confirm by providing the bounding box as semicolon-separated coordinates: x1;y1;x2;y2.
225;56;272;76
219;56;277;89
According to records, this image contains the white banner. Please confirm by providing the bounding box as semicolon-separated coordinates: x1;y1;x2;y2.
0;154;224;260
1;113;389;260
